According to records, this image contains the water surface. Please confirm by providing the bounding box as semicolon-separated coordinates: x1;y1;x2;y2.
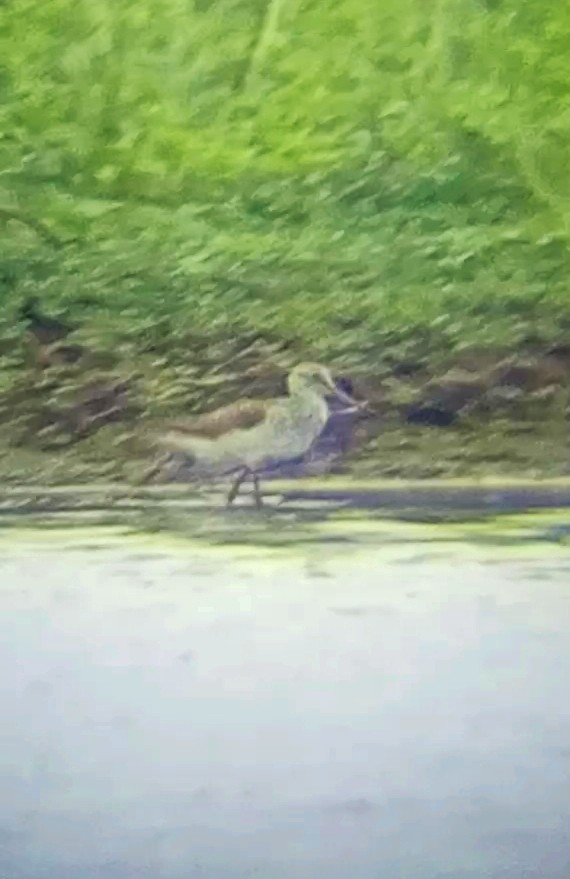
1;500;569;878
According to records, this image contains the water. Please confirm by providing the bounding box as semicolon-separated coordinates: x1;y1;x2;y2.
1;497;570;878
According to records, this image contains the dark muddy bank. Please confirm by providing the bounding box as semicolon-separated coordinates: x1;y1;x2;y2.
2;329;570;485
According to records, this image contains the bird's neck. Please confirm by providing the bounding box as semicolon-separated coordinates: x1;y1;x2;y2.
289;385;329;417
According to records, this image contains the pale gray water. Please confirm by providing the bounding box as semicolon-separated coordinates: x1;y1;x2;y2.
1;517;570;879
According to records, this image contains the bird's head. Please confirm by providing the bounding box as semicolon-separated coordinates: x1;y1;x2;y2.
288;362;363;408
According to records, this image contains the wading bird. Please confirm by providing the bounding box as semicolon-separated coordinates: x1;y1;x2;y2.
145;362;365;507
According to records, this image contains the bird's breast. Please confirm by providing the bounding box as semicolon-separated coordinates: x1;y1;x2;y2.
261;398;329;459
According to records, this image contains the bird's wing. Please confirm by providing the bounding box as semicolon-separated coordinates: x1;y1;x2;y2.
166;399;271;439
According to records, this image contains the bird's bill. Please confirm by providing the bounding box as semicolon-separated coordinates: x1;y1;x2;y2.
333;385;361;407
321;371;367;409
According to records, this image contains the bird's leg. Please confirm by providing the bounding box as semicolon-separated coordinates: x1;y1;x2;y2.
140;453;171;484
226;467;249;506
252;473;264;509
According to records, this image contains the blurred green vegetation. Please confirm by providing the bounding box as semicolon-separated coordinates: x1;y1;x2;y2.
2;0;570;370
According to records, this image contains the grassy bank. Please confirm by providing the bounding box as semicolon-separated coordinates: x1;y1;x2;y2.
1;0;570;481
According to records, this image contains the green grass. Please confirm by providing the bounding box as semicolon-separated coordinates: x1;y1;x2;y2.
3;189;570;374
1;0;570;479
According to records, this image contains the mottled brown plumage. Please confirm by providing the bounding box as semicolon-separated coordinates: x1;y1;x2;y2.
166;399;270;440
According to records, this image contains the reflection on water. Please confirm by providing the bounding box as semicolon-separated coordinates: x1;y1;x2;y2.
0;490;570;879
0;484;570;553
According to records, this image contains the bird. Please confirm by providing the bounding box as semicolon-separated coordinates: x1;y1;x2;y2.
144;362;366;507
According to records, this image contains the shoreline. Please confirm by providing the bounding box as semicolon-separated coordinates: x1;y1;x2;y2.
2;477;570;512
